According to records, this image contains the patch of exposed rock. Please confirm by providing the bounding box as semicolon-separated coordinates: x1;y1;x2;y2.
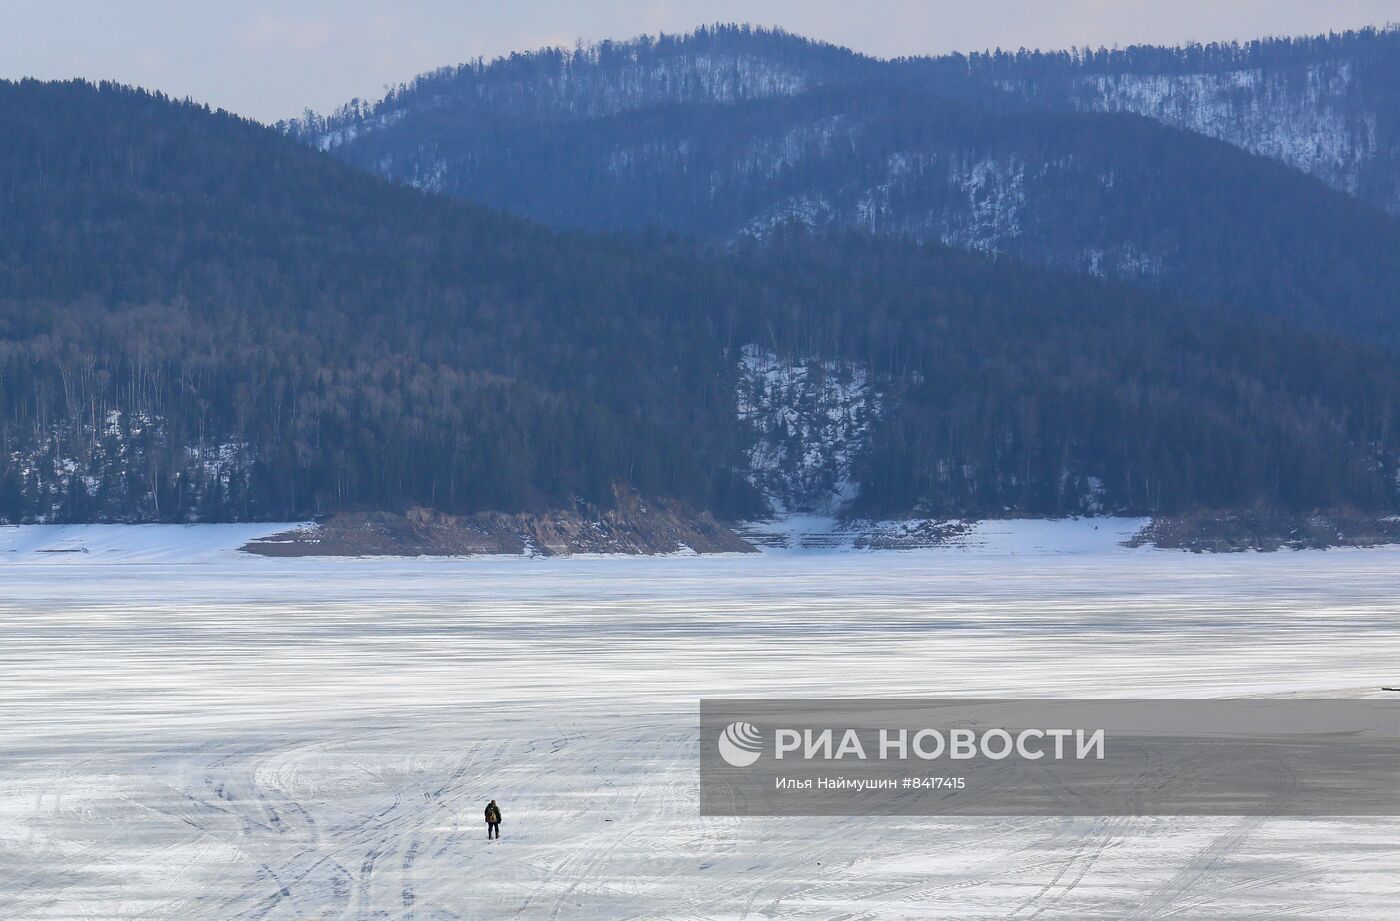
242;488;755;557
1128;511;1400;552
851;519;976;550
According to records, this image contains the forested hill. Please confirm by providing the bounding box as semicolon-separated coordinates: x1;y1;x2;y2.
947;28;1400;215
3;78;1400;525
0;79;765;522
289;25;1400;343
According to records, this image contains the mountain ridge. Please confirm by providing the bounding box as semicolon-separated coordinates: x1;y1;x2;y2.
4;77;1400;528
287;25;1400;343
292;23;1400;206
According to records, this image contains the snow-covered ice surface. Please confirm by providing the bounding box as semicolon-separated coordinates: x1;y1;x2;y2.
4;525;1400;918
0;523;307;564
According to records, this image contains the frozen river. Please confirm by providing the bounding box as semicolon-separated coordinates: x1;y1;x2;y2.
2;521;1400;918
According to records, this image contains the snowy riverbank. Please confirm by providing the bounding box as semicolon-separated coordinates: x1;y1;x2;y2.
1;516;1155;563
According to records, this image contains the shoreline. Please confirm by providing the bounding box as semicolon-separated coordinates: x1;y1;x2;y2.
5;512;1400;562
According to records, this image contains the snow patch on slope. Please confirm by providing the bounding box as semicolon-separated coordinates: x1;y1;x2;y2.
736;345;879;514
843;151;1029;250
939;154;1027;252
741;193;836;237
6;411;255;523
1084;243;1165;278
537;50;811;117
315;109;406;151
1071;61;1377;198
739;114;855;179
405;155;449;193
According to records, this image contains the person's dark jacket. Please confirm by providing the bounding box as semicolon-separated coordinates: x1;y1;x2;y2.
485;802;501;824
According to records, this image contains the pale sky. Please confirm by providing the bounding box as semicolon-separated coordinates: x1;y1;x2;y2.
4;1;1398;123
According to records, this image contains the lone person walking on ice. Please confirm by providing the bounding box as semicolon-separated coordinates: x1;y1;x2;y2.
485;799;502;839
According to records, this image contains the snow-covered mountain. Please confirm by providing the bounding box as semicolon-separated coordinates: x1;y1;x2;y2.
974;29;1400;214
1072;64;1376;200
8;66;1400;528
287;26;1400;342
288;25;1400;219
